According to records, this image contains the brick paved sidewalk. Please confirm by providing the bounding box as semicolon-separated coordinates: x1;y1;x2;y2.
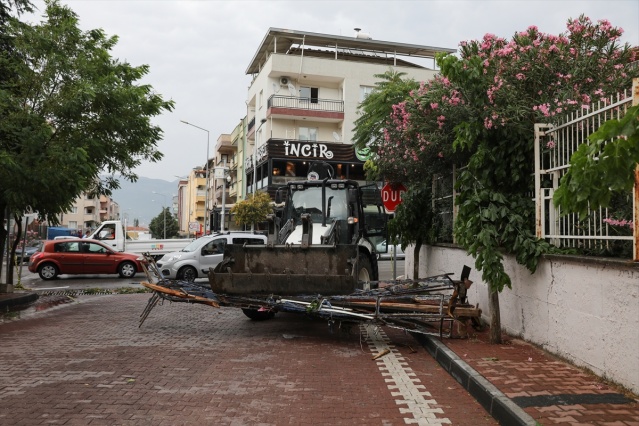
1;293;499;426
441;327;639;425
2;292;638;425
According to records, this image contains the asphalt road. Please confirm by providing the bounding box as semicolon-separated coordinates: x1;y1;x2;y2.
6;258;406;291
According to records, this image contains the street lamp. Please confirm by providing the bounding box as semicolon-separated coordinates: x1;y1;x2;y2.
152;191;168;239
181;120;210;235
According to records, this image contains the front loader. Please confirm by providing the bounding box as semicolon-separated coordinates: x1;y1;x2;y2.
139;162;483;338
209;161;386;297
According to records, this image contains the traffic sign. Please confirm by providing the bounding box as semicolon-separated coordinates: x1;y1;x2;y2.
381;183;406;212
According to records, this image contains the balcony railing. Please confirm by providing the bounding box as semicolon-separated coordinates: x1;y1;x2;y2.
268;95;344;113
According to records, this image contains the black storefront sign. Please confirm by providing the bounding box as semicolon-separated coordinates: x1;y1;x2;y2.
266;139;365;182
267;139;360;162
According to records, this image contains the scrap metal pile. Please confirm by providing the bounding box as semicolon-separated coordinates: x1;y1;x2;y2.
139;255;482;338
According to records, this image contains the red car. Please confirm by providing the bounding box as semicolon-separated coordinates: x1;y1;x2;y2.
29;238;144;280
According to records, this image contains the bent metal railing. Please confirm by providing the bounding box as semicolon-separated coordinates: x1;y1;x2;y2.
534;80;638;259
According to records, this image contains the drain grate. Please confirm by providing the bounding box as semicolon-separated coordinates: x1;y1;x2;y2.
36;290;116;297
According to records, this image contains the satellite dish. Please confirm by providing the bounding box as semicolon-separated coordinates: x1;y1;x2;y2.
332;132;340;142
287;82;297;94
272;82;280;93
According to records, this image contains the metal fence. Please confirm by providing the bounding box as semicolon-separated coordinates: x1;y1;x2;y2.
534;81;637;258
267;95;344;113
432;171;455;244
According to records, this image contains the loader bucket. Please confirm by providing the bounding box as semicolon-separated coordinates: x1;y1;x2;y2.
209;244;360;296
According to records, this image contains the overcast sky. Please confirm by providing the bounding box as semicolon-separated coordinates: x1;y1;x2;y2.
29;0;639;182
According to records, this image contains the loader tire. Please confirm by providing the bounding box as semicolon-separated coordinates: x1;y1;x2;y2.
357;253;373;283
242;308;275;321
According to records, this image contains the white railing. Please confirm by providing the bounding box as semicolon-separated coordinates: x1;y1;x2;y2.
534;83;637;257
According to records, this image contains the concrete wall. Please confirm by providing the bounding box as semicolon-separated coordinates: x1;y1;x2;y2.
406;244;639;394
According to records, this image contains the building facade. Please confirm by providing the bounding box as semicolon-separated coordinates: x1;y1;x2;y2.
177;28;454;235
242;28;454;198
57;193;120;234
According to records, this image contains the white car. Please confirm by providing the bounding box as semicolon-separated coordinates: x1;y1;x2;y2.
156;232;267;281
376;240;405;260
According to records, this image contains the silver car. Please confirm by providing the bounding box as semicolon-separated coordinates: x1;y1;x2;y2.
156;232;267;281
376;240;405;260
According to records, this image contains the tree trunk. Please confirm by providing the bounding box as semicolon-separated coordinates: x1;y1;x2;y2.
412;239;423;279
488;288;502;344
0;203;6;284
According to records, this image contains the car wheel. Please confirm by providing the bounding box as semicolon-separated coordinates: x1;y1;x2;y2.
38;263;58;280
118;261;137;278
177;265;197;282
242;308;275;321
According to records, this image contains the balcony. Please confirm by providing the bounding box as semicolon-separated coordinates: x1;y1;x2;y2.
267;95;344;122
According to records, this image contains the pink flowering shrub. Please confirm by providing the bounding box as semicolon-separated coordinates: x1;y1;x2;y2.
367;15;638;291
374;15;636;187
603;217;633;229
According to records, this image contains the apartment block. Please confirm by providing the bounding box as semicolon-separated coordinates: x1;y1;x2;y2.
59;193;120;234
180;28;454;234
242;28;453;197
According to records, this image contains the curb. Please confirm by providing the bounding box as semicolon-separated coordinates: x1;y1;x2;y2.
412;333;538;426
0;292;39;310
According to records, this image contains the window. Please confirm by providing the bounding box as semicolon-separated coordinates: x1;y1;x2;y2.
360;85;374;102
232;238;266;245
70;207;78;214
68;221;77;229
202;238;225;256
300;87;319;103
299;127;318;141
84;242;107;253
55;242;80;253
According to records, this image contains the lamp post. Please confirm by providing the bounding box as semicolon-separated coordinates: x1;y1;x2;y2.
181;120;210;235
152;191;168;239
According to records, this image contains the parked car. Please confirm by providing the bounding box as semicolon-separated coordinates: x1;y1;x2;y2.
376;240;405;260
157;231;267;281
28;238;144;280
15;243;41;263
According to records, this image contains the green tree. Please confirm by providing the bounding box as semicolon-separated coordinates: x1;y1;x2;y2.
387;183;435;279
362;16;637;343
231;192;273;230
0;0;174;284
352;70;419;180
149;208;179;239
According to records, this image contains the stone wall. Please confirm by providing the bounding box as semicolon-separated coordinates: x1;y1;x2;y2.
406;244;639;394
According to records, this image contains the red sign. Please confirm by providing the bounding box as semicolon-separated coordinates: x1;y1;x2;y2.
381;183;406;212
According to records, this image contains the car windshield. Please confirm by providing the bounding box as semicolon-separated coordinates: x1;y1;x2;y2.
180;238;208;252
286;187;349;225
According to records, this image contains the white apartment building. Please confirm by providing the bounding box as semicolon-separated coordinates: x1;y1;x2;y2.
242;28;455;196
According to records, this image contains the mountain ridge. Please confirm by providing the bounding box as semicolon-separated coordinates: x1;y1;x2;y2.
111;176;179;227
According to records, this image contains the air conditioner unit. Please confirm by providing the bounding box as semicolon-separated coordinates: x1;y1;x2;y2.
280;77;289;85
